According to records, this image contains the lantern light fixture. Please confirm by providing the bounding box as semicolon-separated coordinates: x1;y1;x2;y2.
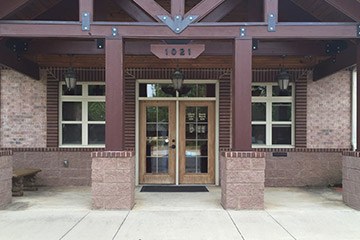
276;56;291;91
171;69;184;91
64;67;77;91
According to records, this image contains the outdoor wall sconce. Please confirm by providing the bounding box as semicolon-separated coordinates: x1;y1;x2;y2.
171;69;184;91
64;67;77;91
277;69;290;91
276;55;290;91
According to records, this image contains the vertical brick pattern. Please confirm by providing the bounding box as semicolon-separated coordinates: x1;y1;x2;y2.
46;71;59;147
12;151;92;186
307;70;351;148
221;152;265;210
0;70;47;147
265;152;342;187
219;73;231;148
92;152;135;209
295;75;307;147
343;155;360;210
124;74;136;149
0;154;12;209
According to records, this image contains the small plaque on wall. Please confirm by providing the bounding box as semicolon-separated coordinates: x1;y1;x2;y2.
150;44;205;59
272;152;287;157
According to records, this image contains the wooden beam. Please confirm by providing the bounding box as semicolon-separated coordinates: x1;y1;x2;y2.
133;0;169;22
27;39;325;56
324;0;360;21
313;44;356;81
0;21;359;39
0;44;39;80
185;0;226;21
232;38;252;151
171;0;185;18
79;0;93;22
0;0;30;19
264;0;278;31
201;0;241;22
105;38;124;150
114;0;153;22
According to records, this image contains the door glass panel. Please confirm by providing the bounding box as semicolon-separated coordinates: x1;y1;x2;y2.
185;106;208;173
145;106;169;174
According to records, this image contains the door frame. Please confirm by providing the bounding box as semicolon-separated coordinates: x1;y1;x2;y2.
135;79;220;185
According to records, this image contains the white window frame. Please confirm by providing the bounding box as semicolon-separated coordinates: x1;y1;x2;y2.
252;82;295;148
59;82;105;148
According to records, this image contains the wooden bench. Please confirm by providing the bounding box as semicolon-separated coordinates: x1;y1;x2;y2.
12;168;41;197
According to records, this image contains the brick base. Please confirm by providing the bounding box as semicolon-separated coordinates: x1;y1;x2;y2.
221;152;265;210
0;152;13;209
343;153;360;210
91;151;135;210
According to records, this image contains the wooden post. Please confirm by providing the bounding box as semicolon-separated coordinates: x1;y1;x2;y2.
171;0;185;18
79;0;93;21
105;38;124;151
264;0;278;22
232;38;252;151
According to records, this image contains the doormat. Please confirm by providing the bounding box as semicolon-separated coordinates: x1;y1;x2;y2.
140;186;209;192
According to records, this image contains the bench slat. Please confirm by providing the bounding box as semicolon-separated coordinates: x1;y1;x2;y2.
13;168;41;178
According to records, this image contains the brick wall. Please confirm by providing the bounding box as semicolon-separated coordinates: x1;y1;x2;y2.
12;150;94;186
265;151;343;187
92;151;135;210
307;70;351;148
0;70;47;147
343;153;360;210
221;152;265;210
0;151;12;209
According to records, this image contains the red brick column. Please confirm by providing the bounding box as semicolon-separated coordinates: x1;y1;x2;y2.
91;151;135;210
0;151;12;209
342;152;360;210
221;151;265;210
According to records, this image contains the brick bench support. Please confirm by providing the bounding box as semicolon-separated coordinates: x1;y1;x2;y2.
221;151;265;210
342;152;360;210
91;151;135;210
0;151;13;209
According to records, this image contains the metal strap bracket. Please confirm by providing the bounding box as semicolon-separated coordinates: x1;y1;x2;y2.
240;28;246;38
81;12;91;31
111;27;118;37
157;15;198;34
357;24;360;37
268;13;276;32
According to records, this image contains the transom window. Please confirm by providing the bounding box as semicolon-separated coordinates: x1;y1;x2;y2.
60;83;105;147
252;83;294;147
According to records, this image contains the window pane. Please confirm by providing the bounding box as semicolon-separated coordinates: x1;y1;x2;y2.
180;84;216;97
273;86;292;96
139;84;175;97
272;103;291;121
252;86;266;97
252;125;266;144
62;85;82;96
252;103;266;121
88;102;105;121
272;125;291;145
62;124;82;144
88;124;105;144
62;102;82;121
88;85;105;96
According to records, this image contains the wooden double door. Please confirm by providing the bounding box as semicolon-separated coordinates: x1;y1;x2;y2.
139;100;215;184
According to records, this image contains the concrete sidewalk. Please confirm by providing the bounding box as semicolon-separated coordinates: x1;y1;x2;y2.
0;187;360;240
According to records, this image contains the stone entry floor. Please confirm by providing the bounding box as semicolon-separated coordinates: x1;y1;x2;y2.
0;186;360;240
